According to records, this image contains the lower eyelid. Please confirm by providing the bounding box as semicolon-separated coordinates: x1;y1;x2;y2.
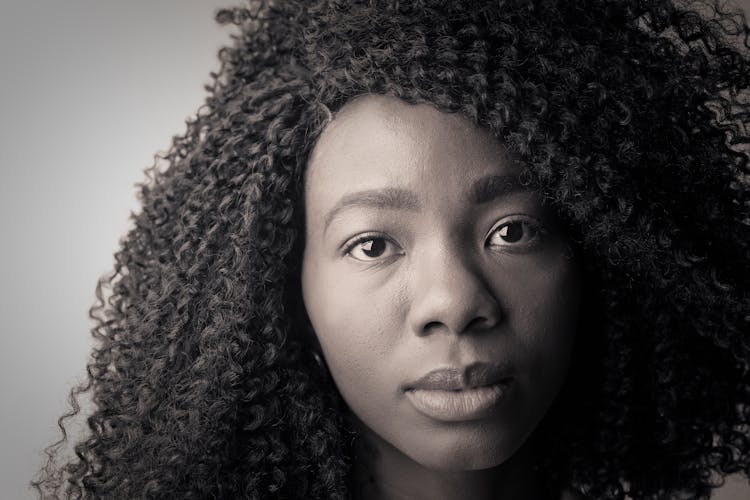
487;220;545;247
343;235;402;259
342;220;545;257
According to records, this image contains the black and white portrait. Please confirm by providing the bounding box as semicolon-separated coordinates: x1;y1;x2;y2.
2;1;750;499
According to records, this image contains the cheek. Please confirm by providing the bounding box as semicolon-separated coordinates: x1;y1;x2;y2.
500;247;579;332
502;257;580;398
302;270;409;449
301;258;402;398
536;265;579;351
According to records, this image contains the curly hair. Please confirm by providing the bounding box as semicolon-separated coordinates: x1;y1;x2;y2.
33;0;750;498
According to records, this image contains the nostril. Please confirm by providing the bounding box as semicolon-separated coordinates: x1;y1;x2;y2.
420;316;496;336
422;321;442;334
408;267;503;337
465;316;494;332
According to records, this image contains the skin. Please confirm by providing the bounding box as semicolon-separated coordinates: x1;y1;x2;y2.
301;94;581;500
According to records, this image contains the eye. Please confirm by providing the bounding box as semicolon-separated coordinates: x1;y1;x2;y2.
487;217;545;250
344;235;402;262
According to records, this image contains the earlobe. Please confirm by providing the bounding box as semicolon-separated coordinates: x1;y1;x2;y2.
293;284;324;351
311;349;329;375
302;314;330;378
293;289;330;376
303;313;324;354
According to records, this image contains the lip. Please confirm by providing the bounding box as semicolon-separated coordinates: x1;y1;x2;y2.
403;362;514;421
405;381;513;421
403;361;513;391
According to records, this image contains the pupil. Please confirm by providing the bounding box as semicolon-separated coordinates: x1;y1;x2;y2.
363;239;386;257
501;223;524;243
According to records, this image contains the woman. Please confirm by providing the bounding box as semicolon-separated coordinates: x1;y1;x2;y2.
34;0;750;498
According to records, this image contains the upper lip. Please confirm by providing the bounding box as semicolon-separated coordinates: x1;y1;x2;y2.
404;362;514;391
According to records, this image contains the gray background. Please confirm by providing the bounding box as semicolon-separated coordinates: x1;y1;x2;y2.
0;1;748;499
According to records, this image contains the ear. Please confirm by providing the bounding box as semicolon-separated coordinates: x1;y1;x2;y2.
301;304;324;354
291;286;330;380
290;276;325;354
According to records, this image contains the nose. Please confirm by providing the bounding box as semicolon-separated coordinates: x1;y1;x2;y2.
407;244;502;337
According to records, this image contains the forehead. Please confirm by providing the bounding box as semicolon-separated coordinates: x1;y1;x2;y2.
304;95;519;207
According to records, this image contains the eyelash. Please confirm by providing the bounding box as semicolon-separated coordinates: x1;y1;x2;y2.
342;232;401;260
485;216;546;251
342;217;546;261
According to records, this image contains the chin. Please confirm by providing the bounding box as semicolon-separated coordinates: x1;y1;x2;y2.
422;453;508;472
402;425;527;472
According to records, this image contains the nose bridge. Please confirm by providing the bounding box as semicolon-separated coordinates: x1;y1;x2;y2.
407;239;500;337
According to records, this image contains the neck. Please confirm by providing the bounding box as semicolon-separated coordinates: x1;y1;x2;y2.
350;424;549;500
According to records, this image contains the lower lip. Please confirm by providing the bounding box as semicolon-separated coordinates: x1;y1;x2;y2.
405;380;513;422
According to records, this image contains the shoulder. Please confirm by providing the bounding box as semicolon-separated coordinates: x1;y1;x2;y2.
561;489;588;500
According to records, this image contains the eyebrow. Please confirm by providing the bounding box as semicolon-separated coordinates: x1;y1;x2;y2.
322;174;528;232
324;187;420;232
469;174;527;204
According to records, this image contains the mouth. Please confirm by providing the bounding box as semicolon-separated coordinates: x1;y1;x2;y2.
403;362;515;421
403;361;513;391
404;381;513;421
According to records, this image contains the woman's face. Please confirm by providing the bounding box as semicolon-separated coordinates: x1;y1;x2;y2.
301;95;580;471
